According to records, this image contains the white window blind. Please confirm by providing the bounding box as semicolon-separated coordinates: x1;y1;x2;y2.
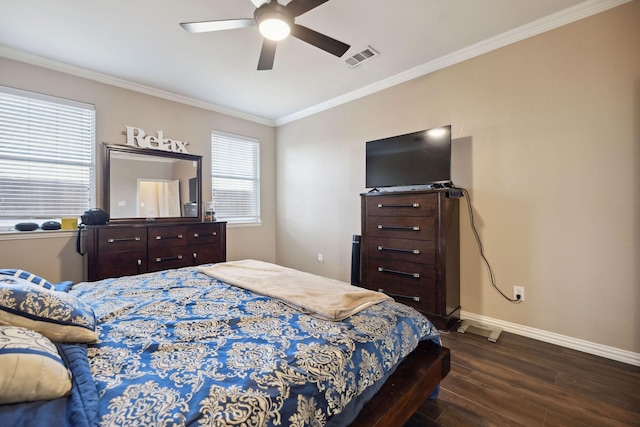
0;86;95;220
211;130;260;224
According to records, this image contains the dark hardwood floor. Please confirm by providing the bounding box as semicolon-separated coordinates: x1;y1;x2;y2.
404;329;640;426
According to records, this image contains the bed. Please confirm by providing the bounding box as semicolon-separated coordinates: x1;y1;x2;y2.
0;261;449;426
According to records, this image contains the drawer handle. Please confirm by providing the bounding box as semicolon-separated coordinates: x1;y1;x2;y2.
377;246;420;255
107;237;141;243
155;234;183;240
377;267;420;278
378;288;420;302
377;225;420;231
155;255;183;262
377;203;420;208
193;232;217;238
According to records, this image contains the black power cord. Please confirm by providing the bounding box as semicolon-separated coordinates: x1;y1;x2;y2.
454;186;521;303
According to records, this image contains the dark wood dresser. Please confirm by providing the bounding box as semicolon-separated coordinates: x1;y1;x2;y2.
360;190;460;330
85;222;226;281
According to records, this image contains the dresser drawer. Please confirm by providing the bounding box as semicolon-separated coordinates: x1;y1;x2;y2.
187;223;222;245
365;260;437;313
148;246;190;272
148;226;188;249
367;237;435;265
192;245;222;265
365;193;437;217
98;228;147;254
366;216;435;241
98;252;147;279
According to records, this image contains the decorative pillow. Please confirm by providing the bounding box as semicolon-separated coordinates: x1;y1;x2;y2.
0;325;72;404
0;277;98;343
0;269;54;290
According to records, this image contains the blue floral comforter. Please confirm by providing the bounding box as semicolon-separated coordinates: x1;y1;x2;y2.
67;266;439;426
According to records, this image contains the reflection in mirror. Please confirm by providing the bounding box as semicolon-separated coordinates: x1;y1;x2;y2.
105;144;202;222
137;180;181;218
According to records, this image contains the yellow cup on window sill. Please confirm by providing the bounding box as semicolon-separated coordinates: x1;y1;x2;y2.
61;218;78;230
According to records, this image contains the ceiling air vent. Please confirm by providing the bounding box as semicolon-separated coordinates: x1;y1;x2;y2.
344;46;379;68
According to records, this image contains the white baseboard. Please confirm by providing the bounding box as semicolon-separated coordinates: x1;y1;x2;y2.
460;311;640;367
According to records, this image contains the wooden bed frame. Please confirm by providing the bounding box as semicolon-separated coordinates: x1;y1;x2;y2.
350;340;451;426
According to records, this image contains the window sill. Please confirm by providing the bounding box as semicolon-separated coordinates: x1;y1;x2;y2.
0;229;78;241
0;221;262;240
226;221;262;229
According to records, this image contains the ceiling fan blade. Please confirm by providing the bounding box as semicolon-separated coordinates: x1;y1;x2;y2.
291;24;350;57
286;0;330;17
257;39;277;70
180;19;255;33
249;0;268;7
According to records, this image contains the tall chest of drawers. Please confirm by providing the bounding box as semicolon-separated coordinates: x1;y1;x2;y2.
360;190;460;330
85;222;226;281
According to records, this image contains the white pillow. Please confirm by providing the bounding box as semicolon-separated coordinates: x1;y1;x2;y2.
0;325;72;404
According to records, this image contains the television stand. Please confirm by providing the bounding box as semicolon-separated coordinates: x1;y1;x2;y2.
360;189;460;330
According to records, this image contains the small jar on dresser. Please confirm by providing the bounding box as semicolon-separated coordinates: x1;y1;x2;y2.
84;221;226;281
360;189;460;330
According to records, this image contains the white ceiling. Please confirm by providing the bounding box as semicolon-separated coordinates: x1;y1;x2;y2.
0;0;623;125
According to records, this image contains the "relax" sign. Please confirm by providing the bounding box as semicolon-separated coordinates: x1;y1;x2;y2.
125;126;190;153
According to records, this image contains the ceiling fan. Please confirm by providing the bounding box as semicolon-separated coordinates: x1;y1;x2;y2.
180;0;351;70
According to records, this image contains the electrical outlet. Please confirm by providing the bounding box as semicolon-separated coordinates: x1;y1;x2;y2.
317;253;324;263
514;286;525;301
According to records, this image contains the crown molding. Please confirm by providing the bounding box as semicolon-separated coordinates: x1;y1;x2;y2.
0;0;630;128
275;0;631;126
0;46;276;127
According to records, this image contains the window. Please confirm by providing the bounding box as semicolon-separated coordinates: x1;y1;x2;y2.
0;86;95;227
211;130;260;225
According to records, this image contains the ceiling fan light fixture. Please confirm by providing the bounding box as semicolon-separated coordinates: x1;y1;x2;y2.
259;18;290;41
255;3;293;41
183;0;350;70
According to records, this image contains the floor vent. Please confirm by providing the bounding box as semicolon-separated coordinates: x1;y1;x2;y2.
344;46;379;68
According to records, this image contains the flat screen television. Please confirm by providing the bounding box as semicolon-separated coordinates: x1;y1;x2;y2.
365;125;452;189
188;177;197;202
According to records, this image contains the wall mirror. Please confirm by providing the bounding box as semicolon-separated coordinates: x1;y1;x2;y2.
104;144;202;223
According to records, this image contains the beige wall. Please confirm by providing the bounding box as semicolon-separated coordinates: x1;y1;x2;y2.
0;57;277;283
275;2;639;353
0;3;637;355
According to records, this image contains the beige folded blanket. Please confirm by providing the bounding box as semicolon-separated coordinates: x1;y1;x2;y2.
197;260;391;321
